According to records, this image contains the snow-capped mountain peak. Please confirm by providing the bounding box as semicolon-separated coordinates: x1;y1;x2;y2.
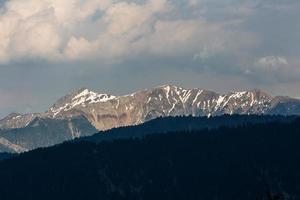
72;89;116;104
49;88;116;117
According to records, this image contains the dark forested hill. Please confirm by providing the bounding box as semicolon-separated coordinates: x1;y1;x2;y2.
82;114;297;143
0;153;14;161
0;116;300;200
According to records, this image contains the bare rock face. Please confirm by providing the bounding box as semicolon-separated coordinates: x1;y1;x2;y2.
0;113;41;130
0;84;299;152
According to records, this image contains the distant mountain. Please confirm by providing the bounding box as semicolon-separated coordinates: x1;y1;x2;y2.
45;85;300;131
0;84;300;152
1;116;300;200
0;116;97;153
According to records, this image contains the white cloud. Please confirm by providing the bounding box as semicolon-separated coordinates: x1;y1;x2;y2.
255;56;289;71
104;0;168;37
10;16;61;59
64;37;97;59
188;0;201;7
243;56;291;83
0;0;176;63
0;0;261;64
0;0;112;62
63;0;171;60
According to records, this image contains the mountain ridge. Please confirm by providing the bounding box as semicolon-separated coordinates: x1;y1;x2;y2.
0;84;299;153
38;84;300;129
1;84;300;131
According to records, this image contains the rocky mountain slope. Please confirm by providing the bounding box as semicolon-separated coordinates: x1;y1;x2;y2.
0;84;299;152
46;84;300;130
0;116;97;153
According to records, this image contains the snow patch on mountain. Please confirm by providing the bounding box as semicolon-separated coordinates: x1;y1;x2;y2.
72;89;116;104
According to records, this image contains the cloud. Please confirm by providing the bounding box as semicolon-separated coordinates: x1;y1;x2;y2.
241;55;300;85
63;0;172;60
0;0;258;64
64;37;98;60
255;56;289;71
104;0;168;37
188;0;201;7
0;0;300;89
0;0;111;63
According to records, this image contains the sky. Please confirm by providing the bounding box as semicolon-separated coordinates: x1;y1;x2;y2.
0;0;300;118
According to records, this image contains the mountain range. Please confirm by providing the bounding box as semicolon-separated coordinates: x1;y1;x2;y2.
0;84;300;152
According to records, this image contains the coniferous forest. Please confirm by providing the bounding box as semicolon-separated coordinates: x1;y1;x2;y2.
0;116;300;200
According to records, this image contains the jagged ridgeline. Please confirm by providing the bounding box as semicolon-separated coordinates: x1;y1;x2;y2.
0;116;300;200
0;85;300;153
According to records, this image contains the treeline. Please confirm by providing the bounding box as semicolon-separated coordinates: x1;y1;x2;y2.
0;116;299;200
0;152;14;160
82;114;297;143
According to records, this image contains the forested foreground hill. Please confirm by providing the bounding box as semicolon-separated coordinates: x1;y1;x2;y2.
82;115;297;143
0;117;300;200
